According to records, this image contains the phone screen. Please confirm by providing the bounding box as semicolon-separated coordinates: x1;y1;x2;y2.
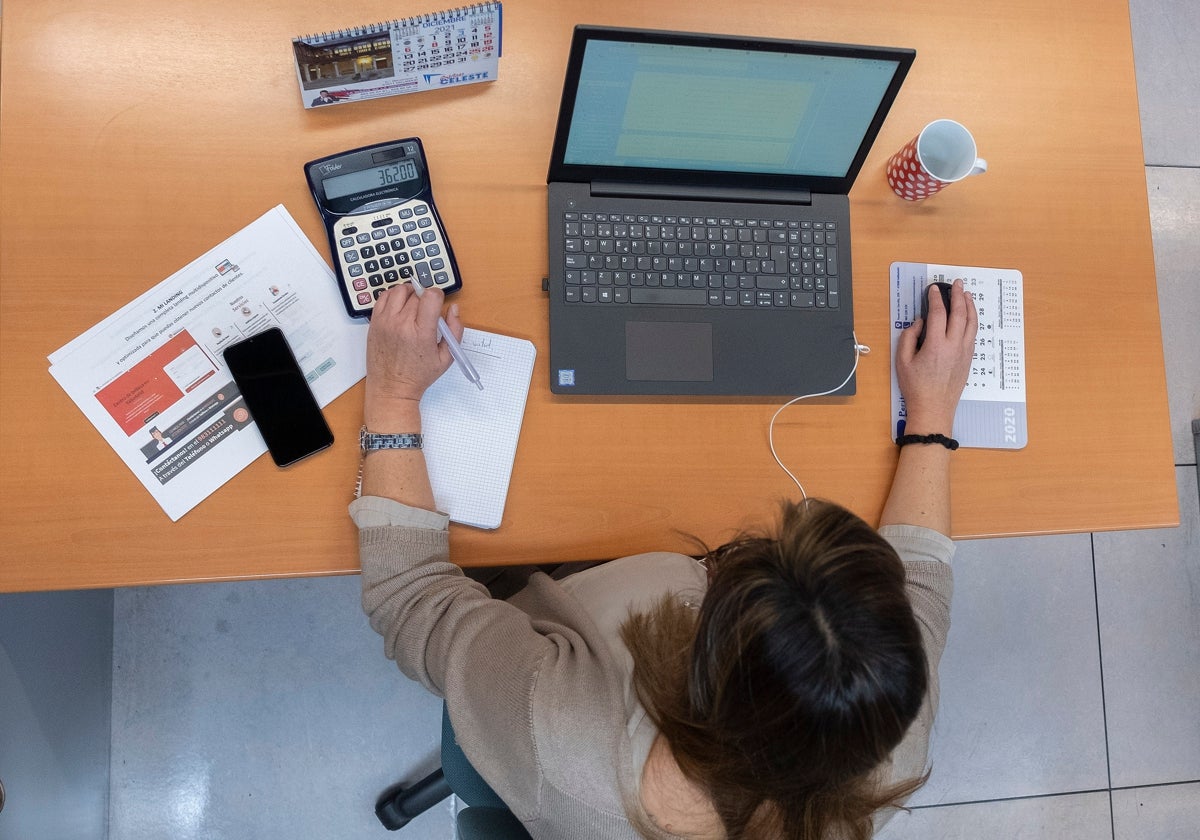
222;328;334;467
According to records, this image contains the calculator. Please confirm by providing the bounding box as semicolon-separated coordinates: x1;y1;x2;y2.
304;138;462;318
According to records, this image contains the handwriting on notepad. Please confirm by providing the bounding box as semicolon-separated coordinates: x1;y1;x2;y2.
463;333;494;350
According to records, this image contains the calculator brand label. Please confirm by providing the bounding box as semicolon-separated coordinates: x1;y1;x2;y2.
318;162;343;175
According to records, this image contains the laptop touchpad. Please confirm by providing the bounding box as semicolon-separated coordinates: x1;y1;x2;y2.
625;321;714;381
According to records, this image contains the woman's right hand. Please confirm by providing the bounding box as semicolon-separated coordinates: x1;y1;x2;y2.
364;284;464;429
894;279;979;435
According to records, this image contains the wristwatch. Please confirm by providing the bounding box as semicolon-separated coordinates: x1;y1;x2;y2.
359;425;422;453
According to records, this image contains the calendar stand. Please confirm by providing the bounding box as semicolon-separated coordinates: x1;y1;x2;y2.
292;3;502;109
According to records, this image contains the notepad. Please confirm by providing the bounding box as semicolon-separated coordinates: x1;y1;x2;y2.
889;262;1027;449
420;328;535;528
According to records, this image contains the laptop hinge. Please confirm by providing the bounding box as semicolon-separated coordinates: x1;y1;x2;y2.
591;181;812;205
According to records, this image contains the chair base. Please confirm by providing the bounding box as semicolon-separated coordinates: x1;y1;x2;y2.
375;767;452;831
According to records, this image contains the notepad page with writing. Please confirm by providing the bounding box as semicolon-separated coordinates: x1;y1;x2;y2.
420;329;536;528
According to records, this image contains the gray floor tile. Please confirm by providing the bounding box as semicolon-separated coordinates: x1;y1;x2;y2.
879;791;1113;840
1147;166;1200;465
1095;466;1200;788
109;575;454;840
1112;782;1200;840
1130;0;1200;166
908;533;1109;806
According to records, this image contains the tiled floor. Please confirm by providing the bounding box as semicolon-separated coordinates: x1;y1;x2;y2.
879;466;1200;839
108;577;456;840
27;2;1200;838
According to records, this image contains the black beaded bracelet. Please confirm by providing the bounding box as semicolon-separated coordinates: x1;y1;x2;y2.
896;433;960;450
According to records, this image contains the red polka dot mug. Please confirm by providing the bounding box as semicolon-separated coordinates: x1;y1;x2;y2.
887;119;987;200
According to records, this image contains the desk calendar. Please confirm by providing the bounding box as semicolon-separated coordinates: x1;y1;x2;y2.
292;2;502;109
889;262;1027;449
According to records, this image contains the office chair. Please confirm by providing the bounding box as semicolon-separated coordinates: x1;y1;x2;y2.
1193;419;1199;509
375;703;531;839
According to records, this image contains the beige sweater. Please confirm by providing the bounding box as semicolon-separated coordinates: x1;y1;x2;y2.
354;498;954;840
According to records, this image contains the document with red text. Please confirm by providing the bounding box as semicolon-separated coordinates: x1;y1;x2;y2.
49;205;367;520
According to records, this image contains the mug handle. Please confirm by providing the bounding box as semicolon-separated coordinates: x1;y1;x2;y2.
970;157;988;176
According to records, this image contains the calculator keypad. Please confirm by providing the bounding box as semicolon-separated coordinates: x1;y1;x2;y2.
335;200;457;315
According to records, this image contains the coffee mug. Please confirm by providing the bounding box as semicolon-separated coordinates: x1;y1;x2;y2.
887;119;987;200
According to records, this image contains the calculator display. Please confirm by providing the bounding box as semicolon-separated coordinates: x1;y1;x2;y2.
323;160;419;200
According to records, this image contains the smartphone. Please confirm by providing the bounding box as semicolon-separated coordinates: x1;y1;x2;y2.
222;327;334;467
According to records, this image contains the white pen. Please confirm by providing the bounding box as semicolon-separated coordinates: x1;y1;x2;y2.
407;280;483;390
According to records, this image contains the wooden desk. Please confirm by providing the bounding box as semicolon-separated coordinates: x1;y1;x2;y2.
0;0;1178;592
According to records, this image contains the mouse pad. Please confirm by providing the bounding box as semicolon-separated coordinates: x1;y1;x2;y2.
625;321;714;381
889;261;1027;448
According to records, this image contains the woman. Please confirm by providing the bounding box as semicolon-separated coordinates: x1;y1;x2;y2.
353;280;978;839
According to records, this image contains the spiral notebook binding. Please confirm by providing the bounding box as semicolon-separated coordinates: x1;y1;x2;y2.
294;2;500;45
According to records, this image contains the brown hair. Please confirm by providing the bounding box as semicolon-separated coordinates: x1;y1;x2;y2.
621;499;929;839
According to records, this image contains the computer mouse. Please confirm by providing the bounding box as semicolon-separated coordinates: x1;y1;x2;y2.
915;281;955;350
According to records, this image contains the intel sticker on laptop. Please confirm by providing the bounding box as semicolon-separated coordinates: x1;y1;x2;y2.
557;369;576;387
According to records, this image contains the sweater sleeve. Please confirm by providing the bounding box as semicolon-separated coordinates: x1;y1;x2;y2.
354;501;629;823
880;523;955;670
873;524;955;824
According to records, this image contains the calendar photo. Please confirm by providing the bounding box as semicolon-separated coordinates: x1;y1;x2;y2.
294;25;399;105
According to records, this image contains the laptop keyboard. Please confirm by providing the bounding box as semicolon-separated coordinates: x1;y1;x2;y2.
560;211;839;309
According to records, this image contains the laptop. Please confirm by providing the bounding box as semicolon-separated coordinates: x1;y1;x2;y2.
545;26;914;395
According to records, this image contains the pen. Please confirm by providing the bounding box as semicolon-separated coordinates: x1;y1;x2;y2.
407;280;483;390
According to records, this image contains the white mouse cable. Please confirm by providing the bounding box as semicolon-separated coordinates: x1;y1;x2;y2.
768;333;870;500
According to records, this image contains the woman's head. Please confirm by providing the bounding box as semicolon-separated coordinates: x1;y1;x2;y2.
622;499;929;839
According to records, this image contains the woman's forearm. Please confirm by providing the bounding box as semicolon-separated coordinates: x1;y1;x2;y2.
359;396;439;510
357;285;462;512
879;442;953;535
881;279;978;536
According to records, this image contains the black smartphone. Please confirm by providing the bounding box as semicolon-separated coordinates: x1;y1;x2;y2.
222;327;334;467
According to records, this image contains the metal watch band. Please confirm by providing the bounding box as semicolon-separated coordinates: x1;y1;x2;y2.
360;425;423;452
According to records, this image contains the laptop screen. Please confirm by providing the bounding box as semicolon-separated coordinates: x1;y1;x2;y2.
549;27;915;194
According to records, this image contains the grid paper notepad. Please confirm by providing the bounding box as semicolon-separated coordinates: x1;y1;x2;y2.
420;328;535;528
